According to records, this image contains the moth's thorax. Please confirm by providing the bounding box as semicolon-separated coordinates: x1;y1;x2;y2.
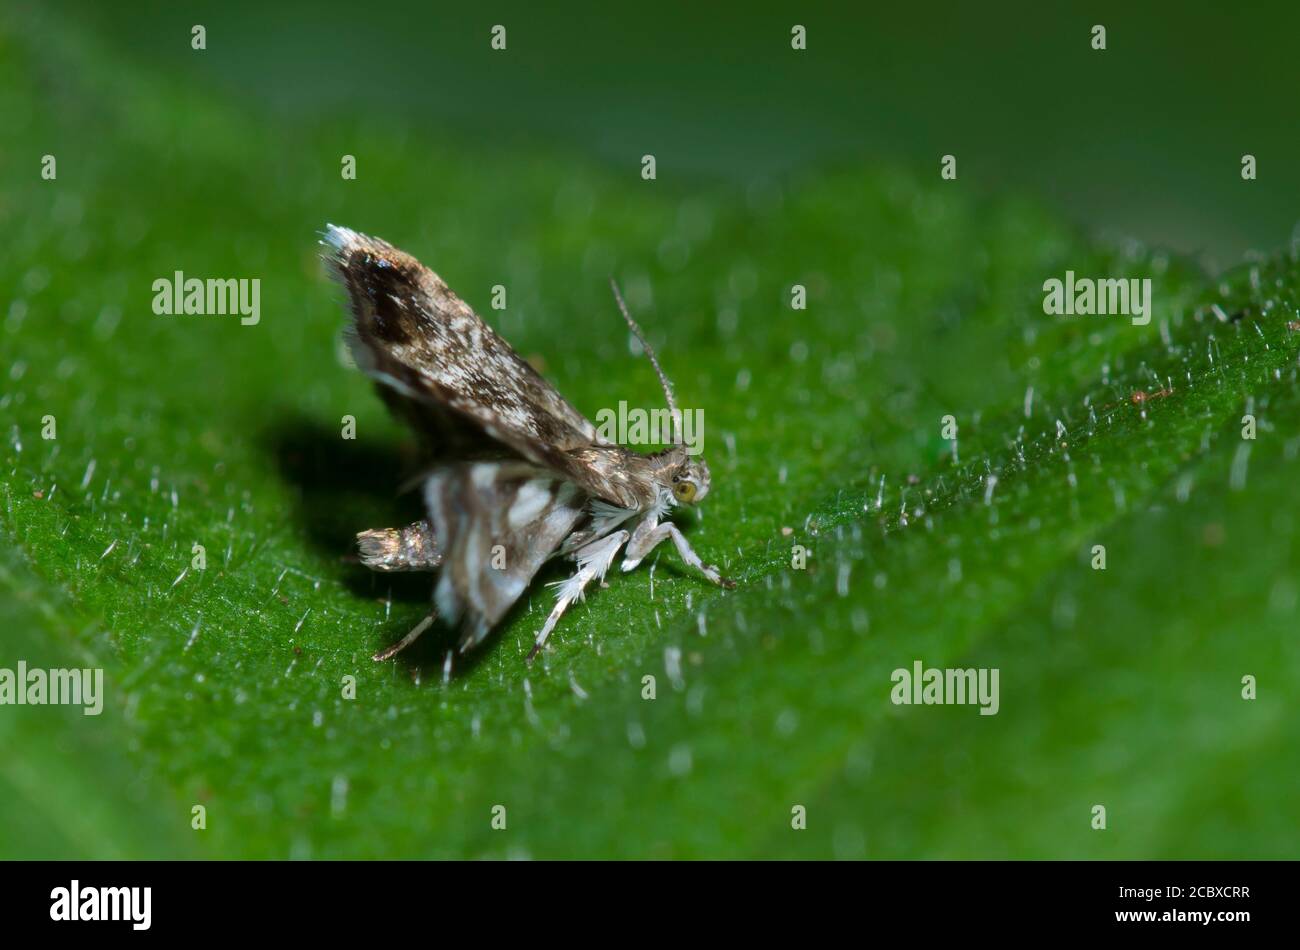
558;444;707;510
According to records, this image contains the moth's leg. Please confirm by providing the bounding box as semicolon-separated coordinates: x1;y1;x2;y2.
372;611;436;662
621;520;736;589
527;530;629;661
357;520;442;572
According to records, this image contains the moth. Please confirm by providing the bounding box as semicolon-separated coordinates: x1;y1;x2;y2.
322;225;734;662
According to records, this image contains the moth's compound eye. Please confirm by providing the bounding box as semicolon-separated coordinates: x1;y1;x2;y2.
674;481;696;503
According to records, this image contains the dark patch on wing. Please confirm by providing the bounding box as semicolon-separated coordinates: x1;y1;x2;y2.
357;257;415;344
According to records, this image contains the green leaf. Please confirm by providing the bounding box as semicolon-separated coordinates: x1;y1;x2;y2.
3;13;1298;858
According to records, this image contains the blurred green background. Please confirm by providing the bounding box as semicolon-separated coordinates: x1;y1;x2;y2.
58;0;1300;265
1;0;1297;859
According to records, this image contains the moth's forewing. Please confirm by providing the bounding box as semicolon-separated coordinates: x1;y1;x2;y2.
326;228;590;442
322;226;664;508
425;461;587;649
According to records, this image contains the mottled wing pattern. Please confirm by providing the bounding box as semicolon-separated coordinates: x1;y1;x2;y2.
323;226;647;503
425;461;587;650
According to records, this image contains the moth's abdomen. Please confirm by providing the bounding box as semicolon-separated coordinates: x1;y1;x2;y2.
357;520;443;572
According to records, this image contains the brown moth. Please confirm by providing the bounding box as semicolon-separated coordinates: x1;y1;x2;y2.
322;225;733;662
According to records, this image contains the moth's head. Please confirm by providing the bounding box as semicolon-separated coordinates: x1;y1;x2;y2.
668;455;711;506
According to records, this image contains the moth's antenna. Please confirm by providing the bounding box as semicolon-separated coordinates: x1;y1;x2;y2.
609;279;682;445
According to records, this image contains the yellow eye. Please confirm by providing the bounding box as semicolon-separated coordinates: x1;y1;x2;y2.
674;481;696;503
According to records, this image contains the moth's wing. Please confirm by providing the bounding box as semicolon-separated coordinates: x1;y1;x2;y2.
424;461;586;650
323;225;617;469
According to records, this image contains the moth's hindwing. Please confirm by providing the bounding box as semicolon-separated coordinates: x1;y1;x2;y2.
425;461;586;649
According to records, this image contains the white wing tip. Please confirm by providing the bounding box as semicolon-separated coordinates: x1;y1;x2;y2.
320;223;362;252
